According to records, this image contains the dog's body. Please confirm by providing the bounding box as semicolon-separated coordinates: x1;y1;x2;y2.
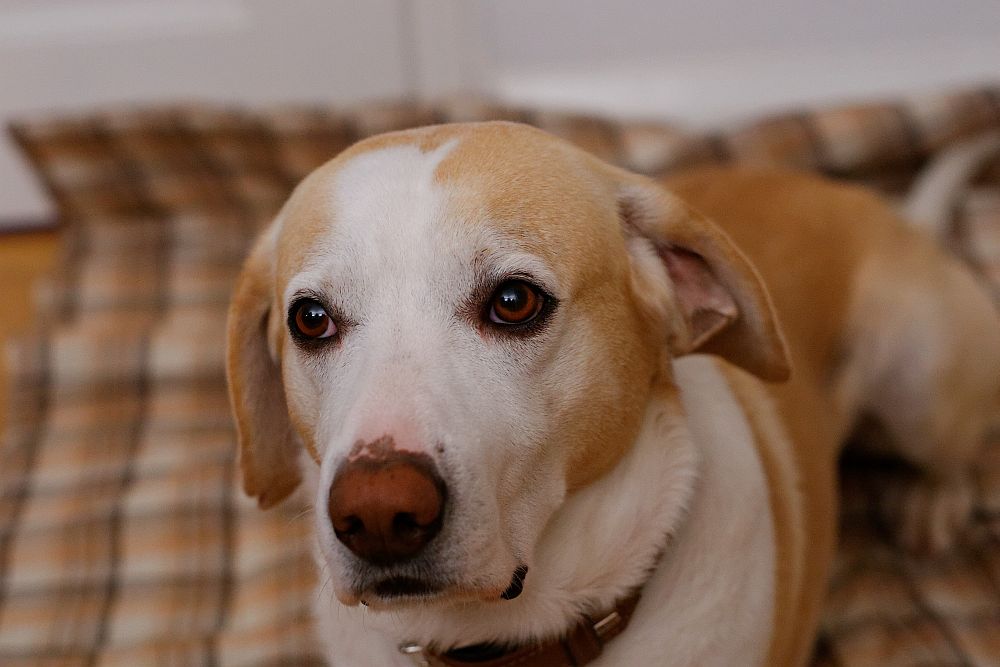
666;167;1000;663
227;123;1000;665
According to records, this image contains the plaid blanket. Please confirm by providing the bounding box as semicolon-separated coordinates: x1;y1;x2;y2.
3;88;1000;666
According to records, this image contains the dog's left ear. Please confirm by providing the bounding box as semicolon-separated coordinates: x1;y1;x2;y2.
618;174;790;382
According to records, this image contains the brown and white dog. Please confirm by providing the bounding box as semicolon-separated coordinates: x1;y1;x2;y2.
226;122;1000;666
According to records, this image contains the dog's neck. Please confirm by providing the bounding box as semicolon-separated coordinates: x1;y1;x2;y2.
318;376;700;655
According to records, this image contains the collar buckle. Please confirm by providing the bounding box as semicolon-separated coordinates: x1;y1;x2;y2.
592;609;624;639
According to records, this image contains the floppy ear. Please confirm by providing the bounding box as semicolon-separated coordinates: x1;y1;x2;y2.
226;228;302;508
619;175;790;382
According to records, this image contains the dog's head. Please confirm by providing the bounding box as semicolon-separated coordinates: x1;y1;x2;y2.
226;122;788;609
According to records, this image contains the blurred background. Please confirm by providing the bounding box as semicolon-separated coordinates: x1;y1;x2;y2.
2;0;999;227
2;3;1000;664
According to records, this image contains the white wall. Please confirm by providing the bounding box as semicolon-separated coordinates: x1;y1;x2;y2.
0;0;453;225
474;0;1000;126
2;0;998;225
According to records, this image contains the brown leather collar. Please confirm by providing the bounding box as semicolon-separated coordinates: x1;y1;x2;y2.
398;590;643;666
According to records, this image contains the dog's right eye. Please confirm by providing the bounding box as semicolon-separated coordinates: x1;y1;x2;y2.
291;299;337;339
488;280;545;326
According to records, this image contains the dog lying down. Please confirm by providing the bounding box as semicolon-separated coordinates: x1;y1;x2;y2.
226;122;1000;666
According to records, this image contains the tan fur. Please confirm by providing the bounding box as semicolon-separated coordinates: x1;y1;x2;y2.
226;228;303;508
666;166;1000;663
245;123;787;493
663;168;881;665
434;124;664;488
720;365;810;666
227;125;1000;665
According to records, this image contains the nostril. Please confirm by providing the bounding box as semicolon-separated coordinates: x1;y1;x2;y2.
392;511;440;543
334;515;364;537
393;512;419;534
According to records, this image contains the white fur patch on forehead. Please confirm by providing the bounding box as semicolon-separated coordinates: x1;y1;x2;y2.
283;134;508;320
283;132;570;319
330;139;459;212
314;138;463;282
282;137;465;302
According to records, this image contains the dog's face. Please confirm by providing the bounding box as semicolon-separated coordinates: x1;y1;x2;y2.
227;122;788;609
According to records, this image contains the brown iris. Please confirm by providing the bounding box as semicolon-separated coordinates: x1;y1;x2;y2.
293;299;336;339
488;280;543;325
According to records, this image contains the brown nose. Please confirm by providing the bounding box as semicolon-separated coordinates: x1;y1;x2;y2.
328;454;446;565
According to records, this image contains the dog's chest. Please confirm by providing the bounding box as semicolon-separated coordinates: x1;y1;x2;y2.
595;357;777;666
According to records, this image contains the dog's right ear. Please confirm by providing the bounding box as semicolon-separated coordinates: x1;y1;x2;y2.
226;226;302;508
617;173;791;382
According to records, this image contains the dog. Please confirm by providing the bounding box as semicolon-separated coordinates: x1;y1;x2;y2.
226;122;1000;665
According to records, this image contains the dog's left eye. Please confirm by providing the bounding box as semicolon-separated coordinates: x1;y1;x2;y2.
488;280;545;325
291;299;337;339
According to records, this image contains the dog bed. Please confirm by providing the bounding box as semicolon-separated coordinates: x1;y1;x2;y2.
2;88;1000;665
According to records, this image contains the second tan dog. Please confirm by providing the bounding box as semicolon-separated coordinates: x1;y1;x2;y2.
227;122;1000;665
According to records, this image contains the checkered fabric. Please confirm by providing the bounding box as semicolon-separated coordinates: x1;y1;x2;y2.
3;87;1000;666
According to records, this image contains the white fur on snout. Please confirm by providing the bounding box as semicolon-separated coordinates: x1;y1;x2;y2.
281;140;571;604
